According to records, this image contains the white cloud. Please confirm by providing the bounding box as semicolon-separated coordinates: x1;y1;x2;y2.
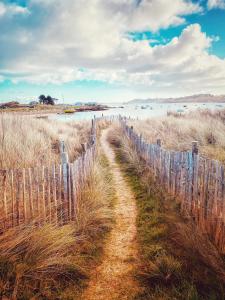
0;2;29;17
0;3;6;16
207;0;225;9
0;0;225;96
128;0;202;32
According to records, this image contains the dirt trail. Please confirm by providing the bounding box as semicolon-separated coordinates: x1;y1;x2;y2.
82;128;139;300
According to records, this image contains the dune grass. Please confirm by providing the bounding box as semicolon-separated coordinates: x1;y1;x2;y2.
109;125;225;300
0;154;115;300
129;109;225;163
0;113;91;169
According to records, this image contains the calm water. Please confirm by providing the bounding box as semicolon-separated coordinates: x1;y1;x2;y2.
50;102;225;122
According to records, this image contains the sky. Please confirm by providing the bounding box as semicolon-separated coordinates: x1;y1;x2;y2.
0;0;225;103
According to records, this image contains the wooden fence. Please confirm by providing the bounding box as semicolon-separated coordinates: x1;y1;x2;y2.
3;113;224;253
120;117;225;254
0;119;97;231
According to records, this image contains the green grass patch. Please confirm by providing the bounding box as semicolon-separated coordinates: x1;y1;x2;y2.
114;146;225;300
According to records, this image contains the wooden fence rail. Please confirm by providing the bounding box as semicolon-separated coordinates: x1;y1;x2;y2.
120;117;225;254
4;113;223;253
0;119;97;231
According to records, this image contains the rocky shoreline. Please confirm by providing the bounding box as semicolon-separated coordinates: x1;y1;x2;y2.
0;103;109;115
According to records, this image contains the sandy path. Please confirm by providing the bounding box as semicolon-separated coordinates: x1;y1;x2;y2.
82;128;139;300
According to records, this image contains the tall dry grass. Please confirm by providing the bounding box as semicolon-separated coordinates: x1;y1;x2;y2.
0;157;114;299
129;109;225;163
110;125;225;299
0;113;91;169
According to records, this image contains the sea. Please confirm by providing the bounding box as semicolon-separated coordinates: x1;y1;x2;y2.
50;102;225;122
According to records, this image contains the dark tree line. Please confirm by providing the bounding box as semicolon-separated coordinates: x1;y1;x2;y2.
39;95;58;105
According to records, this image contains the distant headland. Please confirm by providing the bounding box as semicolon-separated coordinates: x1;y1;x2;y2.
127;94;225;104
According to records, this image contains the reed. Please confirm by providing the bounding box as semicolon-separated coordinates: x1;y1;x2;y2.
0;113;91;169
109;125;225;300
0;158;114;299
129;109;225;163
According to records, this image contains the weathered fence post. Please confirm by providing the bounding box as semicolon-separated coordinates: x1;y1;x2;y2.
130;126;134;140
157;139;162;147
90;119;96;145
60;141;69;221
61;153;69;176
139;134;143;152
60;140;65;153
91;119;94;144
191;141;199;214
81;143;87;152
192;141;199;156
156;139;162;181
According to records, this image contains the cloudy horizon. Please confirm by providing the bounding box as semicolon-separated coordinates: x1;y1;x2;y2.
0;0;225;103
